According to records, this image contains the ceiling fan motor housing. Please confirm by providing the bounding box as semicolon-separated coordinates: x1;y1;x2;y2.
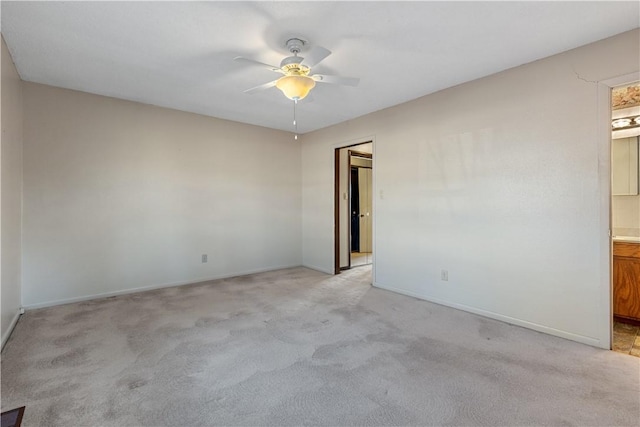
280;38;308;72
286;38;305;54
280;56;310;74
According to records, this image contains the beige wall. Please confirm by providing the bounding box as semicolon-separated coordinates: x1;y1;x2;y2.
301;29;640;348
1;35;24;346
22;83;301;307
6;26;640;349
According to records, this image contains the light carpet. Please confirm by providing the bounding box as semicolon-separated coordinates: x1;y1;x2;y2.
1;266;639;426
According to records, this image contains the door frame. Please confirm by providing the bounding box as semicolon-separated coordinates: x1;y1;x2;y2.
598;71;640;349
334;141;374;274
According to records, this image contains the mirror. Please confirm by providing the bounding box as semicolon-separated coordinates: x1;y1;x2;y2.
612;136;639;196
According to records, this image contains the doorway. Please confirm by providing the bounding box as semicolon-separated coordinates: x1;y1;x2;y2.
334;142;373;274
610;81;640;357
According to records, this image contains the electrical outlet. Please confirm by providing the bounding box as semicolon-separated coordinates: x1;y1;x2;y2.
441;269;448;281
202;254;208;263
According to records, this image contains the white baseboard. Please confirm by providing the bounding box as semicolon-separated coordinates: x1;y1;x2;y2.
23;264;302;311
373;281;605;349
1;309;22;351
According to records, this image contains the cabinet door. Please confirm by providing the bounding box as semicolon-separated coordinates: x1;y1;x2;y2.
612;137;639;196
613;256;640;320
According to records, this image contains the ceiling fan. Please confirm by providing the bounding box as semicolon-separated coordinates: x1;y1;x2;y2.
234;38;359;102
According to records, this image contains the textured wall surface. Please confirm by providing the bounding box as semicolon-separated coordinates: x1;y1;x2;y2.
1;35;23;345
22;83;301;307
302;29;640;348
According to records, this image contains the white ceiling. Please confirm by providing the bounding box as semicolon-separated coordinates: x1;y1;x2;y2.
1;1;638;134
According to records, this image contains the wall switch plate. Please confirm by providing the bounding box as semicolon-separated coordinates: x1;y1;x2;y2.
441;269;448;281
202;254;208;263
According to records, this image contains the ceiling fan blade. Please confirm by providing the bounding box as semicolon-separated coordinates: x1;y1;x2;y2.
300;46;331;68
234;56;283;74
311;74;360;87
243;80;278;94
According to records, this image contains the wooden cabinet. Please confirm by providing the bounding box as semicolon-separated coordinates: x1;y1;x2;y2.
613;242;640;322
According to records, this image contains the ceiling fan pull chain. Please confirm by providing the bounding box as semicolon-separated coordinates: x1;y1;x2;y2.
294;99;298;140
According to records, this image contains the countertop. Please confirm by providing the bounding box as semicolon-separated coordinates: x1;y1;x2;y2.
613;236;640;243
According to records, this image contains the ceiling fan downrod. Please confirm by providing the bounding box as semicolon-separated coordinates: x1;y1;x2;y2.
286;38;305;55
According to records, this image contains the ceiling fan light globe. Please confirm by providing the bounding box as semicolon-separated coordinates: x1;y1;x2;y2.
276;75;316;100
